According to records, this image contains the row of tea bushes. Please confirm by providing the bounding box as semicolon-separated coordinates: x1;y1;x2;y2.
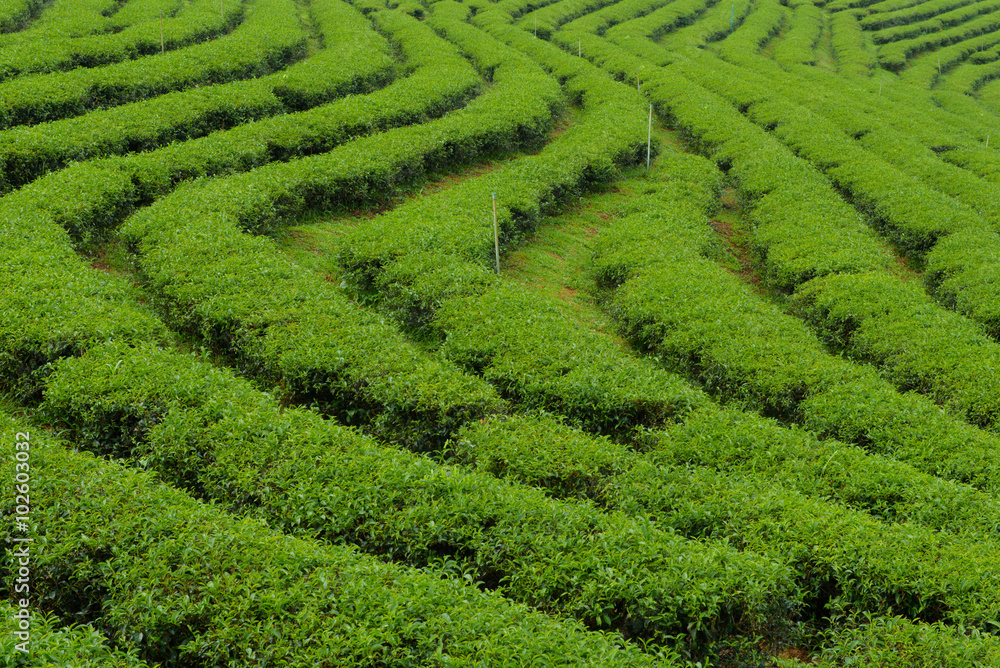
0;0;42;34
268;0;395;111
791;271;1000;431
122;175;507;446
714;0;787;64
0;603;150;667
0;0;305;129
830;10;877;76
0;0;402;191
451;411;1000;629
0;0;239;80
122;48;685;448
565;35;1000;437
667;49;1000;342
654;406;1000;539
603;0;714;44
0;10;525;445
860;0;973;31
0;413;668;667
560;0;674;35
106;10;566;445
648;60;892;289
336;18;713;437
453;408;1000;540
876;6;1000;71
0;189;168;403
675;50;1000;229
39;341;793;662
752;97;1000;341
0;0;142;41
899;31;1000;87
855;127;1000;228
432;283;711;436
340;13;647;288
937;56;1000;95
806;615;1000;667
517;0;620;36
587;167;1000;491
660;0;754;50
590;65;1000;433
869;0;1000;44
773;0;823;67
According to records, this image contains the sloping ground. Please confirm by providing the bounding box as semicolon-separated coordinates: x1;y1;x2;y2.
4;0;1000;665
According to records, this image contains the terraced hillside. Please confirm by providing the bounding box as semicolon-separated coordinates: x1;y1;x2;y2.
3;0;1000;665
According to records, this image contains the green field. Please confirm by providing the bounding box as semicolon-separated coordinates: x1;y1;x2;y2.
3;0;1000;664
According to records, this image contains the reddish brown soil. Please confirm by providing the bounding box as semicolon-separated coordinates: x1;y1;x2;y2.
777;647;817;663
711;218;764;291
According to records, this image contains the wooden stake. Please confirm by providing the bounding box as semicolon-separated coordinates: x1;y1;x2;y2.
159;11;164;54
646;104;652;171
987;134;991;148
636;69;640;92
492;193;500;275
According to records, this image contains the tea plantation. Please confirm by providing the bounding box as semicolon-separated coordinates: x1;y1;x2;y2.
3;0;1000;664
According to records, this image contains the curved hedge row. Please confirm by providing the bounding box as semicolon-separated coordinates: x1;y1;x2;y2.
0;414;667;667
269;0;396;110
714;0;787;63
562;37;1000;440
0;0;238;80
606;52;1000;436
0;0;141;41
0;0;304;129
661;0;753;50
431;283;710;435
0;190;168;404
870;0;1000;44
773;1;823;67
586;151;1000;491
938;53;1000;94
38;341;793;662
0;0;43;34
518;0;621;35
336;17;704;437
662;48;1000;343
564;38;890;292
791;271;1000;430
103;8;564;445
450;412;1000;630
662;62;891;288
809;615;1000;667
454;407;1000;541
560;0;672;36
0;8;524;446
877;10;1000;71
830;10;877;75
0;7;480;237
653;407;1000;539
861;0;974;31
0;602;150;667
0;0;402;191
604;0;715;43
339;15;644;284
897;29;1000;86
